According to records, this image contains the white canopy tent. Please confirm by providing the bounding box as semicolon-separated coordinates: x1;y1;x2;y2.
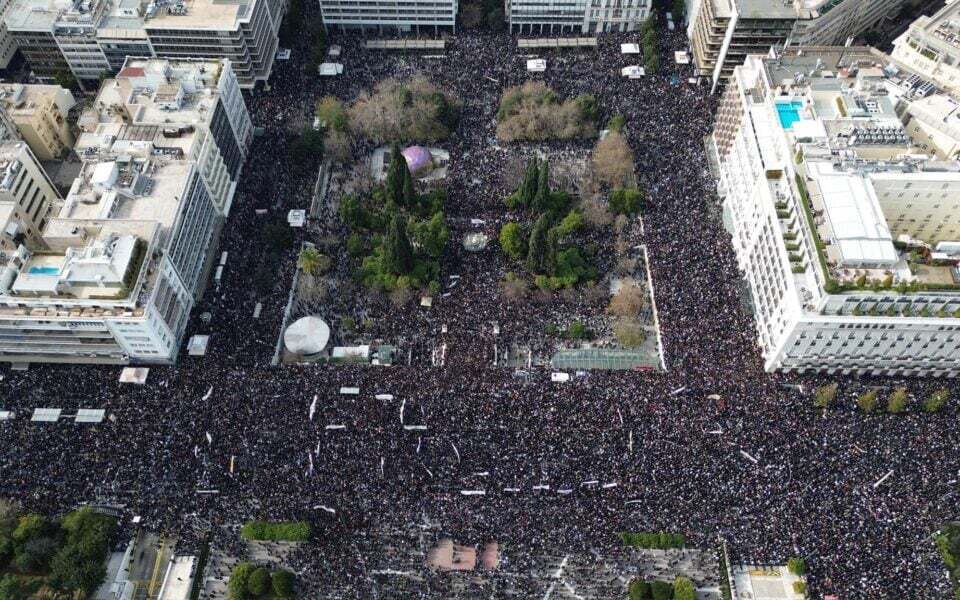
621;43;640;54
318;63;344;76
526;59;546;72
119;367;149;384
621;66;645;79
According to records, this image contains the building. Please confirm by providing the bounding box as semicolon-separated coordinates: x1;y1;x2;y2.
141;0;285;89
709;47;960;376
0;58;251;365
506;0;651;34
0;141;61;253
0;103;18;141
891;1;960;97
78;57;253;215
318;0;457;34
691;0;904;93
4;0;285;89
0;83;76;161
0;0;20;69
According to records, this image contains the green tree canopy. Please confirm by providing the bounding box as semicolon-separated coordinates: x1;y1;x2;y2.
499;222;526;260
271;569;296;598
383;213;414;275
526;214;553;274
247;567;270;596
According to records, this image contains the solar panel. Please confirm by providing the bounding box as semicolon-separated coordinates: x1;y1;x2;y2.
75;409;106;424
31;408;62;422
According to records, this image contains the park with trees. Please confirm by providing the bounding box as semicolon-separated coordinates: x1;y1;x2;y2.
0;503;116;599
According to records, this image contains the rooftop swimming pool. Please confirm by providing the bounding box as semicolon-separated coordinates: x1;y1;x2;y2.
28;266;60;276
776;101;804;129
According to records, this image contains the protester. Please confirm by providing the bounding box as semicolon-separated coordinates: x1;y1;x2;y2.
0;20;955;600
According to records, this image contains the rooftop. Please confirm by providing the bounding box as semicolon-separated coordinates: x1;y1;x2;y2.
907;0;960;49
142;0;250;28
806;161;898;267
81;58;222;131
5;0;106;30
0;84;75;118
743;48;960;295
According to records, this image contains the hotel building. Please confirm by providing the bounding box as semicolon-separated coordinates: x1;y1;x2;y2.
709;47;960;376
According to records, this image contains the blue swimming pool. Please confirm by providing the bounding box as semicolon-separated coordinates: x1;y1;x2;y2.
776;101;804;129
28;266;60;276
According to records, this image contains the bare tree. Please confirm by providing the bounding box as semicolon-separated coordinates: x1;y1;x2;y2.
615;257;638;276
581;196;613;227
390;285;413;307
559;286;578;304
592;132;635;187
607;283;646;317
584;281;609;304
500;272;529;302
324;129;352;164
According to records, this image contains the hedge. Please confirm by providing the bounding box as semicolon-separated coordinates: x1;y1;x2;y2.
240;521;311;542
620;532;685;549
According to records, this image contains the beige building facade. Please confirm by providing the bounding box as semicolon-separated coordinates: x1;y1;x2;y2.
0;84;76;161
0;141;61;253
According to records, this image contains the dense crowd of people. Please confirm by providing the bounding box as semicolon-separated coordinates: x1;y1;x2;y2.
0;13;958;600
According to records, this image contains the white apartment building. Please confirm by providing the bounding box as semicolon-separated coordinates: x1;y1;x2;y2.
506;0;651;34
0;58;252;365
0;141;60;253
5;0;285;89
318;0;458;34
710;48;960;377
891;0;960;97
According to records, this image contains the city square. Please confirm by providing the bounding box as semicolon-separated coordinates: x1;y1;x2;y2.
0;1;958;599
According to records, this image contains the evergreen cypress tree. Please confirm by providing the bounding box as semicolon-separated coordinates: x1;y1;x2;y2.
386;142;405;205
384;213;413;275
402;165;416;208
520;157;539;207
533;160;550;212
526;213;551;273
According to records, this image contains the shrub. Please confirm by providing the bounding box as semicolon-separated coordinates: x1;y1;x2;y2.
228;562;254;600
608;113;626;132
651;580;674;600
555;210;583;238
629;578;652;600
673;576;695;600
924;388;949;413
499;222;526;260
566;321;587;340
793;580;807;595
247;567;271;596
610;187;644;215
813;383;838;409
620;532;684;549
240;521;311;542
614;318;647;348
887;387;908;414
786;557;806;575
856;389;878;413
271;569;296;597
315;96;347;131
